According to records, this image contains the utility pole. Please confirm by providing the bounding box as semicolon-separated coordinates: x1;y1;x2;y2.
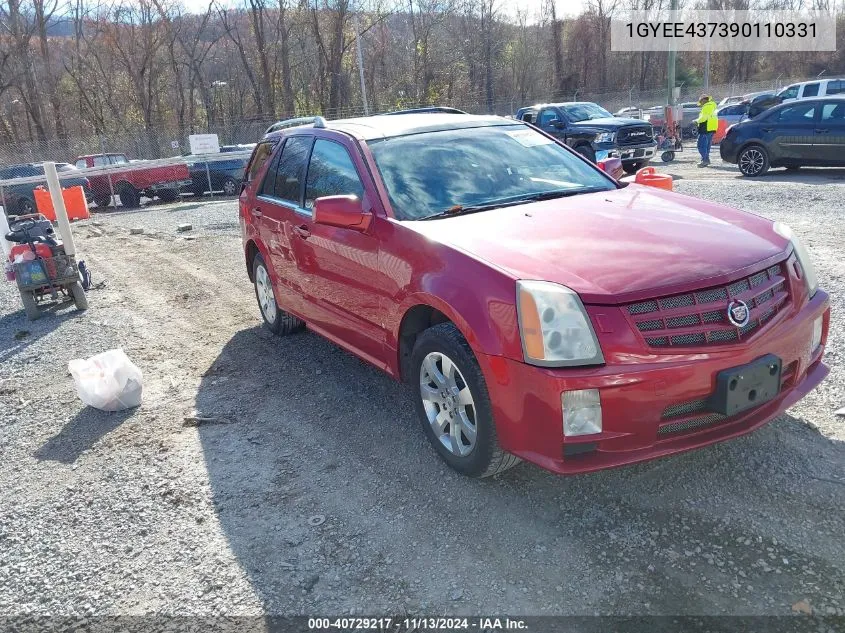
354;12;369;116
704;45;711;90
667;0;679;105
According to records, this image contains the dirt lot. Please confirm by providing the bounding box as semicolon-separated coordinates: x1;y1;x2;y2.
1;152;843;619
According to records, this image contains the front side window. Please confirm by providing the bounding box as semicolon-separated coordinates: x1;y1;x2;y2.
109;155;128;165
368;124;615;221
304;139;364;209
93;156;109;167
538;109;558;126
75;160;86;169
778;85;800;100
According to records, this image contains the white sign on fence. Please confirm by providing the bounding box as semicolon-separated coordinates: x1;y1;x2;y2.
189;134;220;155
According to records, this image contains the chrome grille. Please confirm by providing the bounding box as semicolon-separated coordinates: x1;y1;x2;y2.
617;125;654;145
626;262;791;348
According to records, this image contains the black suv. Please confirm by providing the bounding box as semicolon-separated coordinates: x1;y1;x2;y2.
516;102;656;173
0;163;92;216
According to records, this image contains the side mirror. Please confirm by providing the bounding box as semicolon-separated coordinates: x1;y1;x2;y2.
549;118;565;129
312;195;371;232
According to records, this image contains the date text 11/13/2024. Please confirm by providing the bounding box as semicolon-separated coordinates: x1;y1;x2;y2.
308;617;528;631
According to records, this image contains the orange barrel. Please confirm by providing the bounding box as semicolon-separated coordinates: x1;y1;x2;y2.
635;166;673;191
33;185;89;222
712;118;729;144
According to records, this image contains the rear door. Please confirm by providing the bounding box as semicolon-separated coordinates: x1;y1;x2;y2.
762;102;818;162
291;137;389;366
254;135;314;316
815;101;845;164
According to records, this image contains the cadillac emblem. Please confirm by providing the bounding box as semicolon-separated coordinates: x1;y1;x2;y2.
727;299;751;328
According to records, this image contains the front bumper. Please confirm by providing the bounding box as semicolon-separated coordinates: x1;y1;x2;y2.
719;137;740;163
477;290;830;475
597;142;657;164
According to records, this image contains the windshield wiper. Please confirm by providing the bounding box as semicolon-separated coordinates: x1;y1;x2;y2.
418;188;606;220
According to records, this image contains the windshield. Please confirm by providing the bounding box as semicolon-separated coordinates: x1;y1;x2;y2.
368;124;615;221
562;103;613;122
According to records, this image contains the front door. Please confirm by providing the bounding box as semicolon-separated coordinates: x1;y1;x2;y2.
815;101;845;165
764;102;818;162
537;107;566;140
290;138;389;368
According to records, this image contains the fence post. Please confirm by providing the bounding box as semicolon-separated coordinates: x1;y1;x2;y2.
99;135;116;207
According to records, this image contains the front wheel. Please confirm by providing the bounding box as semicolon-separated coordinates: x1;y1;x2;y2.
411;323;520;478
69;281;88;311
20;290;41;320
252;253;304;335
622;161;646;175
661;151;675;162
95;196;112;209
221;177;239;196
738;145;770;177
119;186;141;208
157;188;179;203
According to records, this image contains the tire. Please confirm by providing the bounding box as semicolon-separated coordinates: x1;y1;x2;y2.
221;177;239;196
20;290;41;320
737;144;770;177
252;253;304;335
17;197;34;215
69;281;88;311
157;188;179;203
410;322;520;478
95;196;112;209
622;161;645;175
574;145;596;163
661;151;675;162
118;186;141;208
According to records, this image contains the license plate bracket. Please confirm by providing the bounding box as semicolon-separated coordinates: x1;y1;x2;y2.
708;354;782;416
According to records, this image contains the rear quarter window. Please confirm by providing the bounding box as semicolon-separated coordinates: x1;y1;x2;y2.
245;140;277;183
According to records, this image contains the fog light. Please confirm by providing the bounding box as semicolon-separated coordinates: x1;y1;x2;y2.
562;389;602;436
811;316;823;352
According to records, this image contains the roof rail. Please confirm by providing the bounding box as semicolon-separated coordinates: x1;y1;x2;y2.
313;116;327;128
379;106;468;116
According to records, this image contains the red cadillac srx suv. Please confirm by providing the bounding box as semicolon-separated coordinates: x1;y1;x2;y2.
240;112;830;477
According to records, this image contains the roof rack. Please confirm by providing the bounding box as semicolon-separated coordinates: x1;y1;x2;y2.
379;106;468;116
313;116;327;128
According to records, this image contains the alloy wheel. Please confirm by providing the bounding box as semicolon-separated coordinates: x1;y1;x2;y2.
255;263;277;324
223;179;238;196
739;148;765;175
419;351;477;457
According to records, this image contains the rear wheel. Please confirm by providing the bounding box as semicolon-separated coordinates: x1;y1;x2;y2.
20;290;41;320
661;151;675;162
574;145;596;163
69;281;88;311
738;144;769;177
118;186;141;208
411;323;520;478
95;196;112;209
252;253;304;335
221;177;239;196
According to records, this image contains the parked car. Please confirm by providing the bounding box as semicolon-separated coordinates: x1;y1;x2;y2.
515;102;655;173
614;106;644;118
74;153;192;208
0;162;91;216
718;95;746;107
240;112;829;477
720;96;845;176
777;78;845;103
185;144;255;196
264;116;318;136
716;103;749;126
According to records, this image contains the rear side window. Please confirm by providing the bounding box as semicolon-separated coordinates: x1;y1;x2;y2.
304;140;364;209
92;156;109;167
827;80;845;95
75;159;86;169
802;83;820;97
821;102;845;121
272;136;312;205
110;155;128;165
779;85;799;100
245;141;276;183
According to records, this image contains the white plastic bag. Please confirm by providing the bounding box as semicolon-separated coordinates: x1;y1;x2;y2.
68;349;143;411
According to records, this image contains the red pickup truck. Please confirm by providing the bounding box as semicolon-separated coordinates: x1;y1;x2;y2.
74;153;192;208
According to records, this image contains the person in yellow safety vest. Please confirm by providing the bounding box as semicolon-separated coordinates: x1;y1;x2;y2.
696;94;718;167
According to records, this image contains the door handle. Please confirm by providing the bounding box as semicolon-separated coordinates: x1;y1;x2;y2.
250;207;263;218
293;224;311;239
815;128;830;133
761;128;773;133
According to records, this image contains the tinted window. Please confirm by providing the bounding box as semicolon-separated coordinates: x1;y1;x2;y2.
260;143;283;197
538;109;557;126
779;85;800;100
245;140;276;183
75;160;86;169
827;80;845;95
272;136;312;205
109;155;128;165
772;103;817;122
821;102;845;122
802;83;820;97
304;140;364;209
521;111;535;124
368;124;614;221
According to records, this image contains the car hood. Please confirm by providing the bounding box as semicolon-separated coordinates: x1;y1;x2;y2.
404;185;789;304
569;117;645;130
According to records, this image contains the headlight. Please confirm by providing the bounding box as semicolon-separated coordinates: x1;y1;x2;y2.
595;132;615;143
773;222;818;298
516;280;604;367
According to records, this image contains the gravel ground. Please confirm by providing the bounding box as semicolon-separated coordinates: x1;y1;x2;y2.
0;152;843;621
